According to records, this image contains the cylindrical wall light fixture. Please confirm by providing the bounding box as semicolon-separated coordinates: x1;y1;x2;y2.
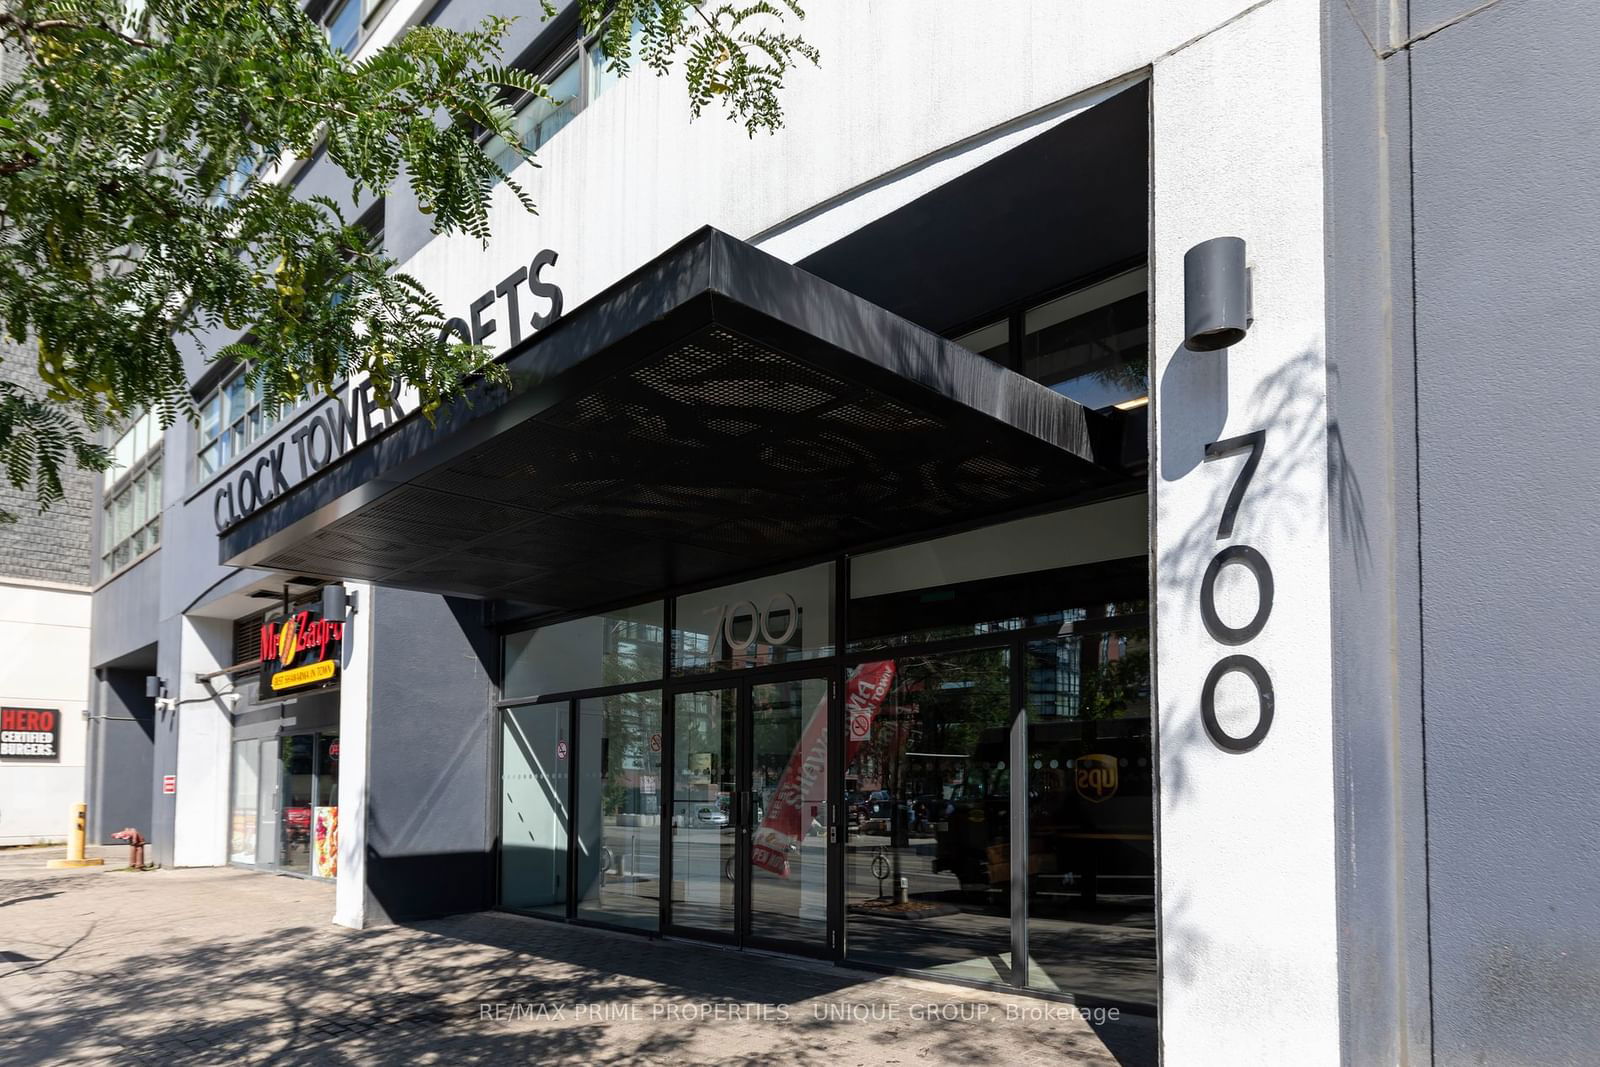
321;583;348;623
1184;236;1252;351
321;582;358;623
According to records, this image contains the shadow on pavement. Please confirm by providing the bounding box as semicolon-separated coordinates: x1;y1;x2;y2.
0;868;1154;1066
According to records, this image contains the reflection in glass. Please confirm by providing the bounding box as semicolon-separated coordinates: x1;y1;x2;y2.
849;496;1148;652
229;741;259;863
590;18;645;100
845;649;1014;984
951;319;1010;366
316;734;340;805
255;738;275;867
503;601;664;698
278;734;314;875
501;705;571;917
1021;267;1147;409
577;692;662;930
1025;626;1154;1005
487;60;581;172
671;688;737;933
748;677;830;947
675;563;834;674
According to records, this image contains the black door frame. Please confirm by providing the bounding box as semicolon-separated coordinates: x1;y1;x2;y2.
661;661;838;961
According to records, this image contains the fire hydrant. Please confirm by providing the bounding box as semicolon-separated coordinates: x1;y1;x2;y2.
110;827;147;869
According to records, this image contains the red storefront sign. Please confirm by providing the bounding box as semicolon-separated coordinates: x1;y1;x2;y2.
259;610;344;668
750;659;896;876
259;608;344;693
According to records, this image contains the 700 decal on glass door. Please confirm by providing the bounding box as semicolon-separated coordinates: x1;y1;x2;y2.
1199;430;1276;752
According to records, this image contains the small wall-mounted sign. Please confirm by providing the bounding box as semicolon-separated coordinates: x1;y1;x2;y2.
162;774;177;795
1;707;61;760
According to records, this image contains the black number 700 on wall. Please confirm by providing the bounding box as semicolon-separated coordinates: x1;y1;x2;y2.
1199;430;1275;753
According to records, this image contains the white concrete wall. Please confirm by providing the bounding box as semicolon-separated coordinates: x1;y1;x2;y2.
0;578;91;844
334;581;374;928
171;615;235;866
386;0;1277;335
1151;0;1339;1061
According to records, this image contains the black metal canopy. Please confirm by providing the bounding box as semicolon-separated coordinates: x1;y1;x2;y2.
220;227;1135;612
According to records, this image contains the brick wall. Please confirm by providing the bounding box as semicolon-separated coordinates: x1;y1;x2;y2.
0;337;94;586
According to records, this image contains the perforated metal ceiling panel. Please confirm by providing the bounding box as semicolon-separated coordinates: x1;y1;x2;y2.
221;228;1135;610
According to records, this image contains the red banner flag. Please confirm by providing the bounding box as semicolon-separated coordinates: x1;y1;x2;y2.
750;659;896;876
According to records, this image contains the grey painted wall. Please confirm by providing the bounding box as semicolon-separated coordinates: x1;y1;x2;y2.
1320;2;1433;1063
148;614;184;867
87;669;156;844
1407;0;1600;1061
90;554;162;667
364;586;497;921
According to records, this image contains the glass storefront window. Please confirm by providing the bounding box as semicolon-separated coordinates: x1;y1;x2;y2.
849;497;1146;649
670;687;737;932
501;704;571;917
314;734;340;878
1025;626;1154;1005
674;562;834;674
503;601;664;698
844;648;1014;984
230;740;259;864
1021;267;1147;410
749;675;830;945
278;735;315;875
576;691;662;930
228;730;340;878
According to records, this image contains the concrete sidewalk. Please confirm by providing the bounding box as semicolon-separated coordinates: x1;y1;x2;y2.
0;860;1155;1065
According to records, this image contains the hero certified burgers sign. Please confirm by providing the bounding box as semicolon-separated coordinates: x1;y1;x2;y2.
212;249;564;531
1;707;61;760
260;607;345;692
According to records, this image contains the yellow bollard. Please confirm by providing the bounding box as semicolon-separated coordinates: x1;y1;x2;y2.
46;803;105;868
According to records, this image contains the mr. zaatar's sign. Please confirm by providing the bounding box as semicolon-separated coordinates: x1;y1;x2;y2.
1;707;61;760
260;609;345;693
211;249;565;531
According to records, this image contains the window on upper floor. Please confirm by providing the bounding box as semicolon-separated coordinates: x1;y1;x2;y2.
102;411;163;576
210;153;258;206
487;57;582;173
324;0;362;58
588;17;645;102
485;16;646;176
950;265;1149;412
196;364;304;480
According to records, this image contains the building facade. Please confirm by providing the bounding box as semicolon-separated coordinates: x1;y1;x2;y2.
0;337;94;846
80;1;1600;1063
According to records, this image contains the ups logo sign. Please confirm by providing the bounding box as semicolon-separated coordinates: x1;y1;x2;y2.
1075;754;1119;803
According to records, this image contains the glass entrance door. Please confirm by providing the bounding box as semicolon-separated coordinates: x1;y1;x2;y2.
668;672;833;954
748;675;830;949
670;687;738;936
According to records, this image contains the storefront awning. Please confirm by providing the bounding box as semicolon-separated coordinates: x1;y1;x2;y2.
220;227;1136;611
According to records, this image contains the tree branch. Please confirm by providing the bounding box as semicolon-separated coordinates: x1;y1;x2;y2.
0;153;40;177
0;12;155;50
